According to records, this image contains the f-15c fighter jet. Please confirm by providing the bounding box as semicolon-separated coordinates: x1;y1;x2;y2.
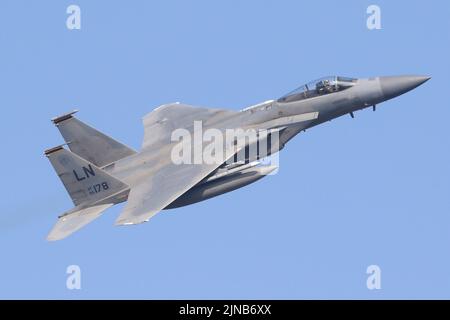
45;75;430;240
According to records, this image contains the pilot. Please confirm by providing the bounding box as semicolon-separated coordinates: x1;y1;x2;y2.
316;80;331;94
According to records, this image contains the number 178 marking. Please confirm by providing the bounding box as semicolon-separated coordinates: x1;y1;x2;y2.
88;182;109;195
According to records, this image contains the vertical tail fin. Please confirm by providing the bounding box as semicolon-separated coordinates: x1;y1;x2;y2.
51;111;136;167
44;146;129;206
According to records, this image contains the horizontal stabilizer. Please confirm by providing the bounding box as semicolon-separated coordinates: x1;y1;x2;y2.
47;204;113;241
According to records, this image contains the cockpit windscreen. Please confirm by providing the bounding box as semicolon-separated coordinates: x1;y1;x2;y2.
277;76;357;103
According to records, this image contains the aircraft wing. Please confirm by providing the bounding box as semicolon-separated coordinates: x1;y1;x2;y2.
115;156;236;225
141;102;237;150
115;103;240;225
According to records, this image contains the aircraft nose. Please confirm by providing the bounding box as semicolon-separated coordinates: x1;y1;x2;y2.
380;75;430;100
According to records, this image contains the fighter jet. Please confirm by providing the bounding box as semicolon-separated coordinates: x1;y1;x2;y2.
45;75;430;240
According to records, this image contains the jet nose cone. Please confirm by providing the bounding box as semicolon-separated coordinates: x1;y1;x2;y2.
380;75;430;100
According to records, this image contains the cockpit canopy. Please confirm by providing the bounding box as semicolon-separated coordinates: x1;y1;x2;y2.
277;76;357;103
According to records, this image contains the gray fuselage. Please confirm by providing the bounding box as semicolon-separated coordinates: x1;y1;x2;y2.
109;75;430;208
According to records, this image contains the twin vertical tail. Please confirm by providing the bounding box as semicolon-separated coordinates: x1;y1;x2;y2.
45;111;133;240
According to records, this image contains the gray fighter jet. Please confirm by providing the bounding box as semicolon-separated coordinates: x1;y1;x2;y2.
45;75;429;240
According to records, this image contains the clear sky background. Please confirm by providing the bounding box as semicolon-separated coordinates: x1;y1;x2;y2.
0;0;449;299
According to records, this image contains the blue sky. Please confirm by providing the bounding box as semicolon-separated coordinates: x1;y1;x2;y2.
0;0;449;299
